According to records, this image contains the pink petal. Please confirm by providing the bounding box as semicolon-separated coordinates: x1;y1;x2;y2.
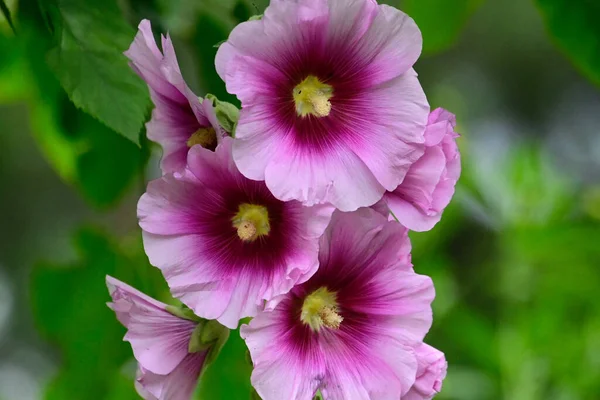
320;334;418;399
106;276;196;375
216;0;429;210
125;20;184;102
139;138;333;329
136;351;207;400
385;107;461;231
242;208;436;399
231;104;291;181
125;19;212;174
402;344;447;400
357;4;423;85
264;140;386;211
348;69;428;191
241;300;326;400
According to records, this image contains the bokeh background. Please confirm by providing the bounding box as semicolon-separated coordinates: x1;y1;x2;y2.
1;0;599;399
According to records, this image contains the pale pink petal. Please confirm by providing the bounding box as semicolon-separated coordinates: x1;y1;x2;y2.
138;174;203;236
135;368;159;400
384;108;461;231
160;34;209;126
136;351;207;400
348;69;428;191
320;333;418;399
125;20;184;102
402;344;447;400
326;0;378;44
241;299;326;400
126;20;216;174
106;276;196;375
264;141;385;211
356;4;423;85
231;104;292;181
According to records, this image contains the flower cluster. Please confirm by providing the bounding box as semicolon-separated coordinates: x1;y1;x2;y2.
106;1;460;399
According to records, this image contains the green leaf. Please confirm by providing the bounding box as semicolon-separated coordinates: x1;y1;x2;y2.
400;0;484;54
536;0;600;86
31;227;167;399
32;92;143;208
0;0;16;34
2;27;145;208
45;0;150;145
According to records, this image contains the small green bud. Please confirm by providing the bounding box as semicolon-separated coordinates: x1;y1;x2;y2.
187;320;230;367
248;14;263;21
205;94;240;137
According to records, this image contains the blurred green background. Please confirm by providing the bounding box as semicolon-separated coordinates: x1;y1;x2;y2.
1;0;599;399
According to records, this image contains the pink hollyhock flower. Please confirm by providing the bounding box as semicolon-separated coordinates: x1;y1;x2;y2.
106;276;228;400
215;0;429;211
375;108;461;231
402;344;447;400
126;19;226;173
138;137;334;329
241;208;435;399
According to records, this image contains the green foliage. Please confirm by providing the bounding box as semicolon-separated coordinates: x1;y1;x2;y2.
43;0;150;145
0;0;16;33
31;92;145;208
31;228;165;399
196;329;253;399
0;27;144;208
400;0;484;54
537;0;600;86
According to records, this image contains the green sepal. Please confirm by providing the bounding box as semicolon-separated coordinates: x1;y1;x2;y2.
188;320;230;367
206;93;240;137
165;305;202;322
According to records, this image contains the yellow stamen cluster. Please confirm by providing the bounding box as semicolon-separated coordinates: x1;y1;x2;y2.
232;203;270;242
187;127;217;149
301;287;343;331
293;76;333;118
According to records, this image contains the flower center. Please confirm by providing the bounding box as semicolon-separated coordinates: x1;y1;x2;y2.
301;287;343;331
293;76;333;118
187;127;217;149
232;203;270;242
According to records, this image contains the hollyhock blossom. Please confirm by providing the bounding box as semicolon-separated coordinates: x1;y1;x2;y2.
402;344;447;400
106;276;228;400
126;19;226;173
375;108;461;231
216;0;429;211
242;208;435;399
138;137;333;329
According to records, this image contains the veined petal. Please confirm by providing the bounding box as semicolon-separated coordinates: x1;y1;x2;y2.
106;276;196;375
136;352;207;400
139;138;332;329
243;209;436;399
216;0;430;209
